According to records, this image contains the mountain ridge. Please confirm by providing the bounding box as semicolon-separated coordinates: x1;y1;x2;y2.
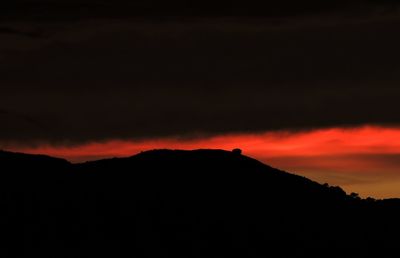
1;148;399;257
0;148;383;201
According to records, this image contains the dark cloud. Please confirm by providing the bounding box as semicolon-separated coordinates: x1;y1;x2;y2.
0;0;352;21
0;108;47;146
0;26;44;38
1;7;400;145
1;0;399;21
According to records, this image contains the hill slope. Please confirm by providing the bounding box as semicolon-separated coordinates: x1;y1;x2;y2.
0;149;399;257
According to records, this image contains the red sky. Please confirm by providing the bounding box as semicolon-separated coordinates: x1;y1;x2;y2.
10;125;400;199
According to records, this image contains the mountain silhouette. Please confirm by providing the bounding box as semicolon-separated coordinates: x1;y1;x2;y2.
1;149;399;257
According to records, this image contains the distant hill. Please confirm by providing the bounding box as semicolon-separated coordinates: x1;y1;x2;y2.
1;149;400;257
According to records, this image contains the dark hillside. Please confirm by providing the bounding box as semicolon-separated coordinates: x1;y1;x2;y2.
0;149;399;257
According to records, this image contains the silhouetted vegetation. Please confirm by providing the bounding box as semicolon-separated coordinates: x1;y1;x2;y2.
232;148;242;155
0;149;399;257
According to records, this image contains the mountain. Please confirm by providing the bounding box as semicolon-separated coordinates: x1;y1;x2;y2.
1;149;399;257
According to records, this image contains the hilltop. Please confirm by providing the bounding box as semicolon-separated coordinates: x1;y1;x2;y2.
0;149;399;257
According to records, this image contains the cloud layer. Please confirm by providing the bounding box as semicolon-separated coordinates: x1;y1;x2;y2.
2;0;397;20
2;2;400;198
1;16;400;145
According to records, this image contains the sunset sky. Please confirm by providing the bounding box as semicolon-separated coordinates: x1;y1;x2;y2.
2;0;400;198
7;126;400;199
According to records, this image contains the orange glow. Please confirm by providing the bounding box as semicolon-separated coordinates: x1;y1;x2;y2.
8;125;400;199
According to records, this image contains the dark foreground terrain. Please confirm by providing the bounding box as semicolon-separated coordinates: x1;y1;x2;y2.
1;149;399;257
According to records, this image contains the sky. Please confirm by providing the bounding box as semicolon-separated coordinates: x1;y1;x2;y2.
1;1;400;198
